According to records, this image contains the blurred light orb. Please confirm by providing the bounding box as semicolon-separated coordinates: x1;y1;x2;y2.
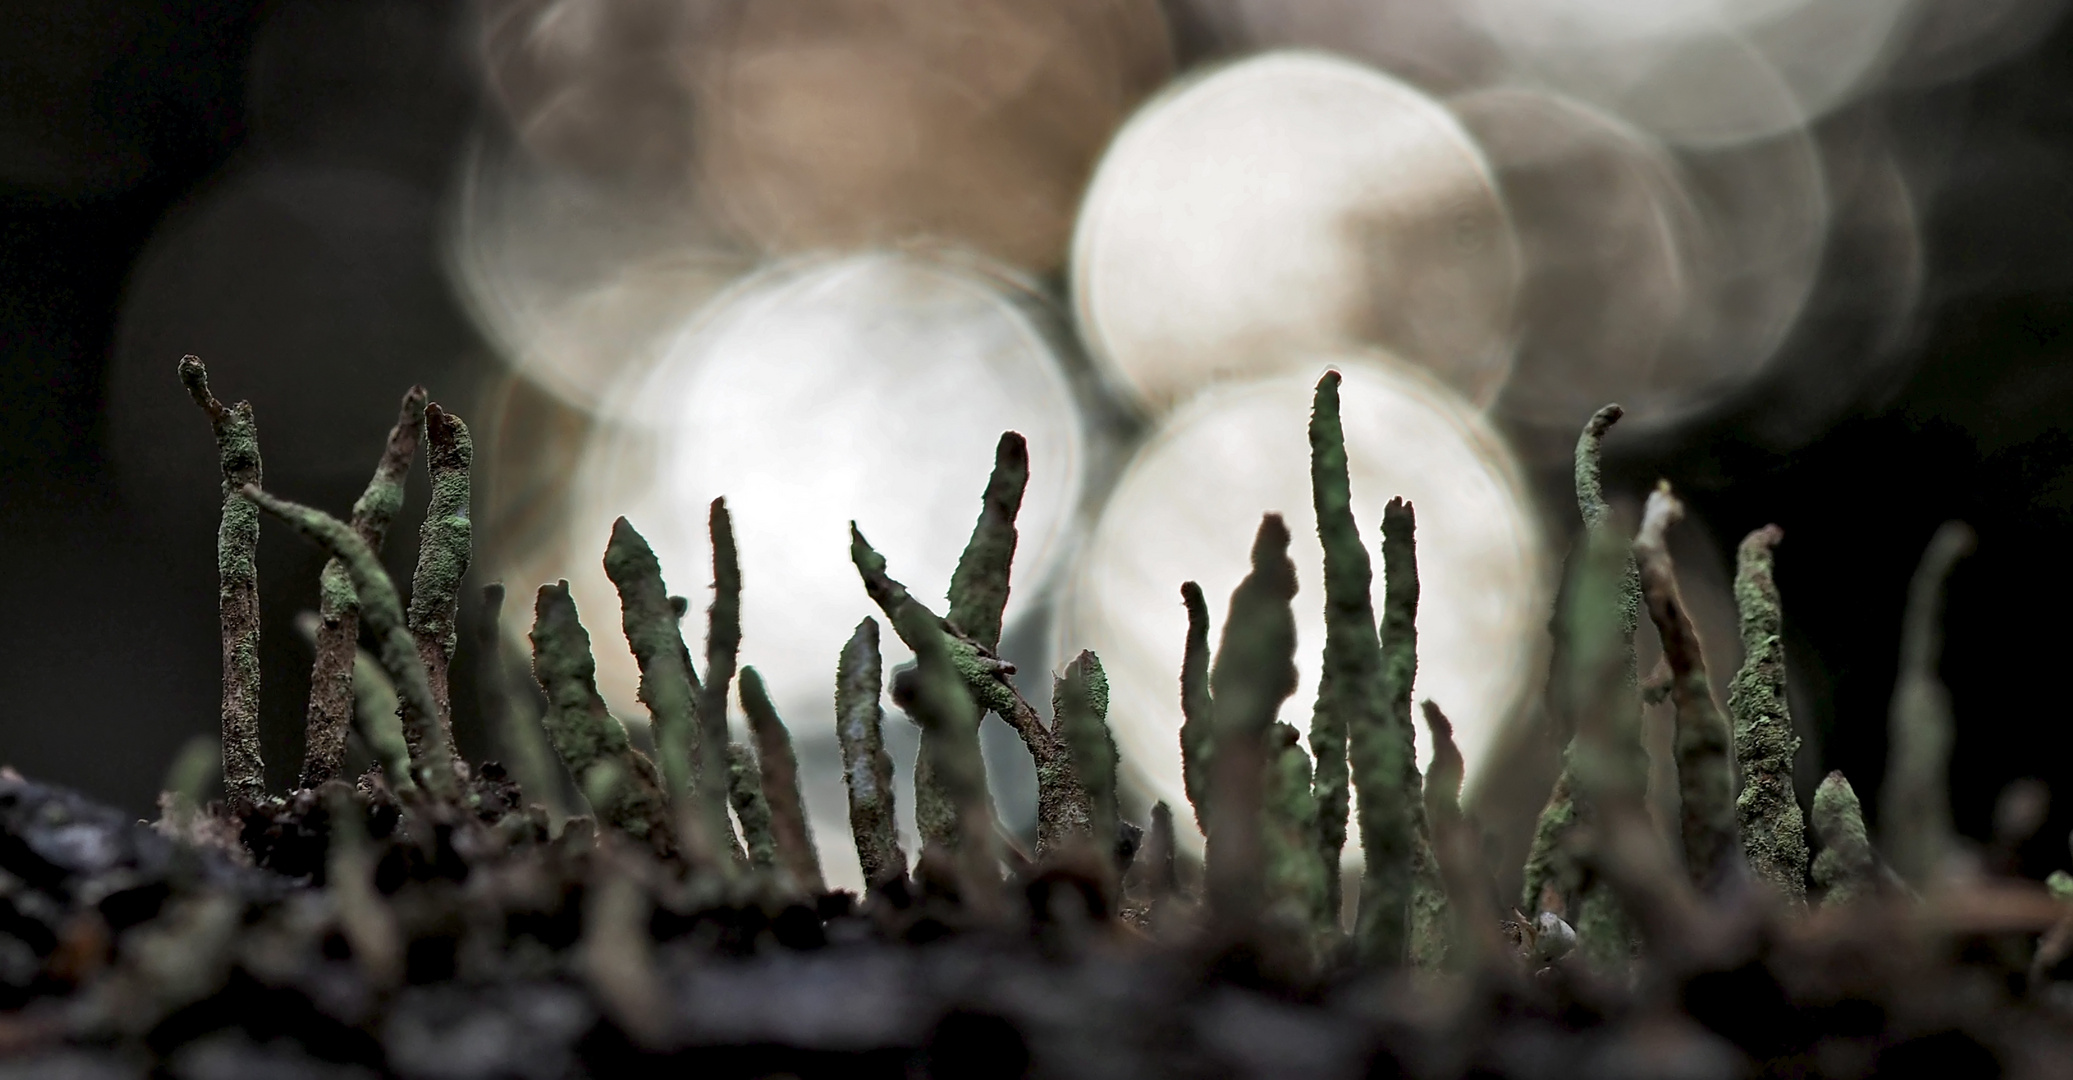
697;0;1174;270
1461;0;1914;148
1454;90;1703;432
561;249;1088;737
448;136;751;415
1060;359;1549;844
1071;51;1521;413
1212;0;1507;94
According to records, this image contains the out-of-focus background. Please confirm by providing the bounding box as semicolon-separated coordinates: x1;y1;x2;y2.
3;0;2072;889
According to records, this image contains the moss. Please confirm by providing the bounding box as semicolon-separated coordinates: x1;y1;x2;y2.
1728;525;1808;905
836;618;904;886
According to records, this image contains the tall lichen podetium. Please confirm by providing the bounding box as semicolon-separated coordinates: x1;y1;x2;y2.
1373;499;1450;970
303;385;425;788
177;356;267;805
1421;699;1502;969
836;618;905;886
726;743;777;870
241;485;458;802
873;539;1001;912
1352;498;1424;966
476;584;561;816
1178;581;1215;835
1811;771;1875;906
1263;724;1329;933
604;517;735;873
405;403;472;778
1728;525;1807;905
1306;370;1370;934
698;499;748;864
1054;650;1121;860
1524;404;1637;924
1205;515;1300;928
292;613;413;795
1633;482;1739;891
1881;521;1975;890
529;581;676;853
946;432;1027;651
740;667;824;893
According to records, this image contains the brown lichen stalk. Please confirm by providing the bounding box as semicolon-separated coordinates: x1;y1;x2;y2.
405;403;473;775
835;618;904;886
303;385;424;787
740;667;823;892
177;356;266;805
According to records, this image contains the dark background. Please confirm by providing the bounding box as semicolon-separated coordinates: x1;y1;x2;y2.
3;0;2072;873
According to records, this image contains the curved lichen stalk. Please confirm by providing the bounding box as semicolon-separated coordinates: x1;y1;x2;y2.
1178;581;1215;834
406;403;472;776
1206;514;1300;926
1881;521;1975;889
1306;371;1374;934
1728;525;1808;904
240;484;457;802
304;384;425;787
178;356;266;805
1633;483;1739;890
836;618;904;886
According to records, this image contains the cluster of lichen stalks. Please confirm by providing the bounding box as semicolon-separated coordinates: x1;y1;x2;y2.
150;358;2073;1051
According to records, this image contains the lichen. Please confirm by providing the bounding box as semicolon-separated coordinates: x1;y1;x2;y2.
1728;525;1808;905
741;666;823;892
1881;522;1974;889
1053;650;1119;857
945;431;1028;651
836;617;904;886
1306;371;1373;935
1205;515;1299;925
1810;771;1875;906
405;404;473;772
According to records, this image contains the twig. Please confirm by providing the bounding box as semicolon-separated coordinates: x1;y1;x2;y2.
604;518;735;871
740;667;823;892
405;404;473;777
303;385;425;787
1205;515;1300;926
1728;525;1807;904
529;582;676;853
836;618;905;886
178;356;266;805
242;484;458;801
1881;522;1974;889
1633;483;1739;890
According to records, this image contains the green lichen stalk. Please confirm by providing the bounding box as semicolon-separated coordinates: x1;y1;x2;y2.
529;582;675;853
242;484;457;801
1881;521;1975;889
1179;581;1215;834
1264;724;1329;933
741;667;823;892
945;432;1027;650
1205;515;1300;925
1054;650;1120;858
699;499;749;865
727;743;778;870
1306;371;1374;933
836;618;905;886
1352;498;1423;966
604;518;736;870
1634;483;1739;889
1728;525;1808;904
293;612;413;795
477;584;562;814
1811;770;1876;906
881;563;1000;905
405;404;472;772
178;356;266;805
304;384;424;787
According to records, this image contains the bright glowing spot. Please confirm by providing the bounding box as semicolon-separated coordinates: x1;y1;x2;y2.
1071;51;1520;413
551;250;1087;884
1059;359;1550;849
